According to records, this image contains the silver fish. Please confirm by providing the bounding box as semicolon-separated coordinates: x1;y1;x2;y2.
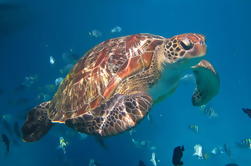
237;138;251;149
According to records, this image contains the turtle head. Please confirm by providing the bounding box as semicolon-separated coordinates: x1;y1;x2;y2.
161;33;206;68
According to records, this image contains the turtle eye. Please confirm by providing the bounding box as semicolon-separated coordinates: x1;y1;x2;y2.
180;39;193;50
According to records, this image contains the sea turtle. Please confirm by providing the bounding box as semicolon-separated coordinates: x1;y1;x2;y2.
22;33;220;142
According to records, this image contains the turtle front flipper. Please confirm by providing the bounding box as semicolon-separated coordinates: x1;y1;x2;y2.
22;101;53;142
65;92;152;136
191;60;220;106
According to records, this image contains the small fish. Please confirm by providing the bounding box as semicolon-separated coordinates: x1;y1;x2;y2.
128;128;136;136
237;138;251;149
131;138;150;149
138;160;146;166
110;26;122;33
49;56;55;64
211;147;218;155
242;108;251;118
193;144;204;159
55;77;64;86
88;159;96;166
58;136;69;154
210;146;224;155
150;152;160;166
1;134;10;154
172;145;184;166
223;144;232;158
146;114;155;124
225;163;239;166
88;159;101;166
22;75;38;87
89;29;102;38
188;124;199;133
13;122;21;139
200;105;218;118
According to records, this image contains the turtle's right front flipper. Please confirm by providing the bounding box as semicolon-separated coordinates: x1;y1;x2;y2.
191;60;220;106
22;101;53;142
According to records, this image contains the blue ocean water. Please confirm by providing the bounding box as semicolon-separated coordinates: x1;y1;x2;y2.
0;0;251;166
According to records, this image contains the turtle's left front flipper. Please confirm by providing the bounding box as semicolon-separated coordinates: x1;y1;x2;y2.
191;60;220;106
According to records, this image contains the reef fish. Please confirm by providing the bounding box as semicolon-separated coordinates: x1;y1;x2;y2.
172;145;184;166
138;160;146;166
225;163;239;166
237;138;251;149
242;108;251;118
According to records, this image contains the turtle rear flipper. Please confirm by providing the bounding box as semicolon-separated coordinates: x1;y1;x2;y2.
192;60;220;106
66;92;152;136
22;101;53;142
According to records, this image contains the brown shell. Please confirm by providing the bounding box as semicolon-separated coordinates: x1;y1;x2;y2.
48;33;164;121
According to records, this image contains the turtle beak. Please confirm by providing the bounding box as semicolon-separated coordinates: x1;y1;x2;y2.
197;41;207;57
195;35;207;57
188;39;207;58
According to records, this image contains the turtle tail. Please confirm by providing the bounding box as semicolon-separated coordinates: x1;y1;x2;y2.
22;101;53;142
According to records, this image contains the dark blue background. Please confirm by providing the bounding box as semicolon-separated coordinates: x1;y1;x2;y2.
0;0;251;165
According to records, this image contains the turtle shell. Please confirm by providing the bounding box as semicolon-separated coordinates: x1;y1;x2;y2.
48;34;164;122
